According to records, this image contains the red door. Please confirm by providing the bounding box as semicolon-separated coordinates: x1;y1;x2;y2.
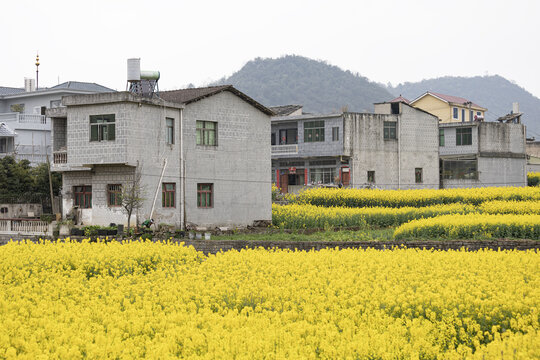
341;167;350;186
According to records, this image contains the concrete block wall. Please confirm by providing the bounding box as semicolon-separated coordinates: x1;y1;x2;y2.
439;124;479;156
478;122;526;154
183;91;271;227
52;118;66;150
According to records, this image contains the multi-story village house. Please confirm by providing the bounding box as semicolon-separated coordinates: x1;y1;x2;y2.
409;92;527;187
49;85;273;229
0;81;114;165
271;100;440;192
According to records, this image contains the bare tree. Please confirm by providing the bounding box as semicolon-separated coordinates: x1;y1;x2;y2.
121;166;146;232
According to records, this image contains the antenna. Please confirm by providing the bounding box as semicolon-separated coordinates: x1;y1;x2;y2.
35;53;40;90
126;58;160;98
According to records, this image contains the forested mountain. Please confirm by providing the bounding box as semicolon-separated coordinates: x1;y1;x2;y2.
215;55;539;137
391;76;540;137
214;55;394;114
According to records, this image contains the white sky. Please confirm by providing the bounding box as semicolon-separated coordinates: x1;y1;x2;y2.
3;0;540;98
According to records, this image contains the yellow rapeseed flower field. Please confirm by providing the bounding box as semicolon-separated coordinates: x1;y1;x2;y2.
292;186;540;208
0;240;538;359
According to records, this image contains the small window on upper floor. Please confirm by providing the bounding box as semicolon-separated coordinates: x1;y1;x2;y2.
383;121;397;140
456;127;472;146
196;121;217;146
439;128;445;146
415;168;423;183
166;118;174;145
332;127;339;141
90;114;115;142
391;102;400;114
453;107;459;120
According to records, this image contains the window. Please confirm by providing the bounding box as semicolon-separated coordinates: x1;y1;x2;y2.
162;183;176;208
415;168;423;183
197;183;213;208
461;109;465;123
90;114;115;142
304;121;325;142
332;127;339;141
309;168;335;184
73;185;92;209
271;133;276;145
391;102;400;114
477;111;481;116
453;107;458;120
107;184;122;207
456;127;472;146
0;138;8;153
166;118;174;145
442;159;478;180
383;121;397;140
469;110;473;123
10;104;24;113
0;207;8;214
367;171;375;183
439;128;445;146
279;128;298;144
50;100;61;108
196;121;217;146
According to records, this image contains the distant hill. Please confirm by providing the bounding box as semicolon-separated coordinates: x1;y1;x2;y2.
214;56;540;137
391;76;540;137
214;55;394;114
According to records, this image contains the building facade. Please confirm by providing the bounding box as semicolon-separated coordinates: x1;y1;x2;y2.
271;101;440;191
50;86;272;229
439;122;527;187
0;82;114;165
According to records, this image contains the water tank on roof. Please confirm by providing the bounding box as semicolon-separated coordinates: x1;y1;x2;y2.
127;58;141;81
140;70;160;81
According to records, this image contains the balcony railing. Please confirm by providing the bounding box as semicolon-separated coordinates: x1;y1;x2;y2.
0;219;52;236
272;144;299;155
0;112;47;124
53;150;67;164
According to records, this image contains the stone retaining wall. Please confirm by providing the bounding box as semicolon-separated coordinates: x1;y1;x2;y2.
0;235;538;253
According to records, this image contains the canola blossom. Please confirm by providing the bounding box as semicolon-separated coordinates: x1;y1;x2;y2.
394;213;540;240
0;241;538;359
291;186;540;208
272;203;476;229
528;172;540;187
479;200;540;215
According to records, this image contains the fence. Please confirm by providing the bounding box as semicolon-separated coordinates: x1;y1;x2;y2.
0;219;52;236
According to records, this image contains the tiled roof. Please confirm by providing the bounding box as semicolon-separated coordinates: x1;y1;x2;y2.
50;81;115;93
389;95;410;104
269;105;303;116
415;91;485;109
0;86;25;96
159;85;274;115
0;123;15;136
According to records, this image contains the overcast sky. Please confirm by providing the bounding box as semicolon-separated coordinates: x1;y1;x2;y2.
3;0;540;99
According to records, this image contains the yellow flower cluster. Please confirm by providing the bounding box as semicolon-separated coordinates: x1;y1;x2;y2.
528;172;540;186
479;200;540;215
1;241;538;359
272;203;476;229
394;213;540;240
292;186;540;208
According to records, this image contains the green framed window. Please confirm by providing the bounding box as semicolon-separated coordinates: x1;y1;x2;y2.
107;184;122;207
439;128;445;146
383;121;397;140
304;121;325;142
90;114;115;142
196;121;217;146
166;118;174;145
197;183;213;208
456;127;472;146
74;185;92;209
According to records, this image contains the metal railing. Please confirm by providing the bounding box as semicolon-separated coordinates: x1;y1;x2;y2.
53;151;67;164
271;144;299;155
0;112;47;124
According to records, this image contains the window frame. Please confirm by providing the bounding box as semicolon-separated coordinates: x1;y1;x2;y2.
383;121;397;140
162;183;176;208
452;107;459;120
166;117;175;145
439;128;445;146
304;121;325;143
367;171;375;183
456;127;472;146
332;127;339;141
197;183;213;208
196;120;217;146
107;184;122;207
73;185;92;209
90;114;116;142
